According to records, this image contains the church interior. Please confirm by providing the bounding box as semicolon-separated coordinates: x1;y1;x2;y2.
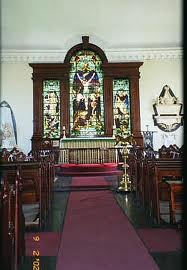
0;1;184;270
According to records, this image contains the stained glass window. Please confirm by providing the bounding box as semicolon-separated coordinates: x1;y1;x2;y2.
43;80;60;138
69;50;104;137
113;79;131;136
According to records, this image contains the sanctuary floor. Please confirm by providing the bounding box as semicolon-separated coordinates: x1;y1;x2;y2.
20;175;183;270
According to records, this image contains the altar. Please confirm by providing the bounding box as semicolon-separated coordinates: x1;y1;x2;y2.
59;137;118;164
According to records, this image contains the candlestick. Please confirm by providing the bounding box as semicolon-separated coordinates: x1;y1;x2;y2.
62;126;66;138
117;143;132;192
113;124;116;138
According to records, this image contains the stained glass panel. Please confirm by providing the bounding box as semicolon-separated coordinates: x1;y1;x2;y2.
69;50;104;137
43;80;60;138
113;79;131;136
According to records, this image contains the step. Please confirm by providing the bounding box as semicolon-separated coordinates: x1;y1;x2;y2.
56;170;123;176
54;163;122;173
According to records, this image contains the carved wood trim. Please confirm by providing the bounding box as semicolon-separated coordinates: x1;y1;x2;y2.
64;36;108;63
30;38;144;150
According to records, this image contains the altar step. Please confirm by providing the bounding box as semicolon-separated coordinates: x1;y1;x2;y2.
54;163;123;176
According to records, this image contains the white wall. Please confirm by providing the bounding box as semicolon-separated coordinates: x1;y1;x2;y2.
1;1;182;154
1;63;33;153
0;58;183;153
139;58;183;149
1;0;182;50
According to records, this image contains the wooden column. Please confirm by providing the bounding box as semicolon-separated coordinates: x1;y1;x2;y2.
104;76;113;136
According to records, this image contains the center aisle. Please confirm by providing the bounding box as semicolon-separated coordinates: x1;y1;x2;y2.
56;180;159;270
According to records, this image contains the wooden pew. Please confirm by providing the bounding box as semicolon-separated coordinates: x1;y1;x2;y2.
1;147;54;230
141;158;153;211
0;176;12;270
132;145;182;216
128;152;138;192
168;181;183;224
28;149;55;218
127;144;183;224
0;161;45;230
128;146;145;200
149;159;183;224
0;168;25;270
158;144;181;159
158;180;183;224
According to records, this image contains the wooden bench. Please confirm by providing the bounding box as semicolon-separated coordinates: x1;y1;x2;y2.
0;147;54;230
128;146;147;201
158;144;182;159
158;180;183;224
0;168;25;270
149;159;183;224
0;162;45;230
28;149;55;216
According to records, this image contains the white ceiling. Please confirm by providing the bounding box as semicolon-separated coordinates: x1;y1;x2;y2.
1;0;182;51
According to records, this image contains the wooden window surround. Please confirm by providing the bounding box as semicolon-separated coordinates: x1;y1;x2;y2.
30;36;143;150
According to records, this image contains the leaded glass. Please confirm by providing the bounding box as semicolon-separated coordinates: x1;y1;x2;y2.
113;79;131;136
43;80;60;138
69;50;104;137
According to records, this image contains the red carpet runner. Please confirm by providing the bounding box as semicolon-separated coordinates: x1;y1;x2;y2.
71;176;110;188
56;188;159;270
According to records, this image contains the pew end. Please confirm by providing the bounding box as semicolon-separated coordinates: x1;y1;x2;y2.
158;180;183;225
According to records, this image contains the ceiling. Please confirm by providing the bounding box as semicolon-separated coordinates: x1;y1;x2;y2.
1;0;182;51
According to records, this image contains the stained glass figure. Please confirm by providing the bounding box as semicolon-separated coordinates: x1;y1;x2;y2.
43;80;60;138
69;50;104;137
113;79;131;136
0;100;17;149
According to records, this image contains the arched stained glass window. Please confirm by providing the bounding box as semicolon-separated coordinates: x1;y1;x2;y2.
113;79;132;136
30;37;144;149
69;50;105;137
43;80;61;138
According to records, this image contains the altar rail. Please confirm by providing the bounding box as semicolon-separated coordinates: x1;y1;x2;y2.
58;147;120;164
60;137;116;149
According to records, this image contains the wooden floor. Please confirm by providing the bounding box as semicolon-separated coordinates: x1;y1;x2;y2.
20;175;183;270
